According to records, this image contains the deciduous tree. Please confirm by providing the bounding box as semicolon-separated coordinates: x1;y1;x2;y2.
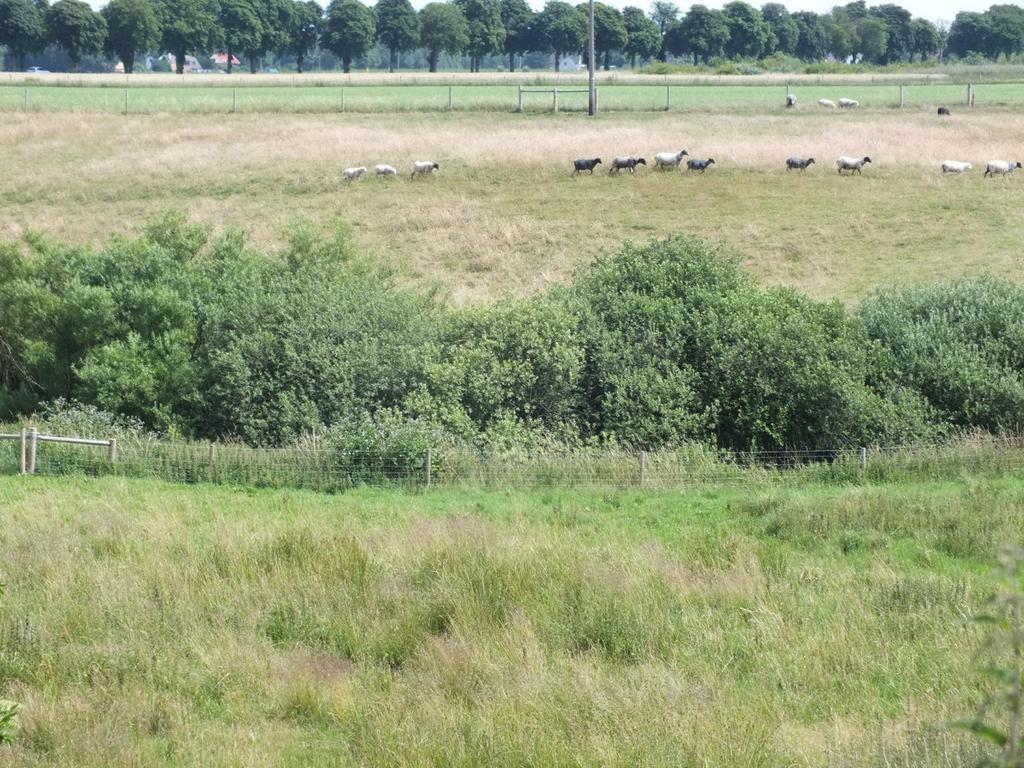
324;0;375;72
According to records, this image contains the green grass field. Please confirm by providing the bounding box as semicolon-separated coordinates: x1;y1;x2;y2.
0;80;1020;113
0;473;1017;766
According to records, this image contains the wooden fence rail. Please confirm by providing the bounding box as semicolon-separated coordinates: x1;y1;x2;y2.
1;428;116;475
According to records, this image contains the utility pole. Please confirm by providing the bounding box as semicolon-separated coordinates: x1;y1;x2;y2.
588;0;597;116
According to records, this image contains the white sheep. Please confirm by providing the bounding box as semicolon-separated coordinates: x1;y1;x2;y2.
837;156;872;175
941;160;972;174
374;164;397;177
838;98;859;108
412;160;439;177
342;166;367;180
818;98;838;109
984;160;1022;177
653;150;688;170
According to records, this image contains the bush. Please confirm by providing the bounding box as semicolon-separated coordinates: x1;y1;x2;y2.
575;236;933;450
859;278;1024;433
405;292;585;441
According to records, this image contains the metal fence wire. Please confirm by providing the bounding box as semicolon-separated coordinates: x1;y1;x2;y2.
3;429;1024;492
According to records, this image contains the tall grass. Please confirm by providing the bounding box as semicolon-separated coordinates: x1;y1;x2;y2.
0;474;1015;766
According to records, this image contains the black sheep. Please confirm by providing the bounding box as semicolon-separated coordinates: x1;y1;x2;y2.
572;157;602;175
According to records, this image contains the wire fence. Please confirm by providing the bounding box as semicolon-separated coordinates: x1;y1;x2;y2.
0;80;1019;115
4;428;1024;492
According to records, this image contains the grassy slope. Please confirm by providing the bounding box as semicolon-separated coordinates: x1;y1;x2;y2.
3;110;1022;304
0;474;1018;766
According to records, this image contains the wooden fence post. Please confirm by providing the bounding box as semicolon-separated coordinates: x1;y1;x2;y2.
967;82;973;106
448;85;453;111
108;438;118;464
639;450;647;486
341;87;345;112
425;447;432;487
899;83;904;108
27;427;37;475
19;429;26;475
232;87;237;113
208;442;216;479
859;447;867;474
666;85;670;111
22;88;27;111
517;85;523;113
124;88;129;114
553;88;558;113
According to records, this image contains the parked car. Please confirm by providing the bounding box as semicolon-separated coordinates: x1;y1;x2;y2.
25;66;49;73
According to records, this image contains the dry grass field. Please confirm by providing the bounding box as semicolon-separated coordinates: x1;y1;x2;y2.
2;107;1022;303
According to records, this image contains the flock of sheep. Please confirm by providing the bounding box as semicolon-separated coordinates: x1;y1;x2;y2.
343;160;440;179
570;150;1022;178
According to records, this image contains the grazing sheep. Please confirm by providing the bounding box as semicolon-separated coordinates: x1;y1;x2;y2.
653;150;689;170
572;157;602;175
837;156;871;174
412;160;439;177
343;166;367;180
609;156;646;174
937;105;951;116
941;160;972;174
984;160;1022;177
786;157;815;171
786;94;797;108
686;157;716;173
818;98;838;109
838;98;859;108
374;164;397;177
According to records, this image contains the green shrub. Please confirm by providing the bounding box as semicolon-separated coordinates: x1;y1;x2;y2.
859;278;1024;433
576;235;933;450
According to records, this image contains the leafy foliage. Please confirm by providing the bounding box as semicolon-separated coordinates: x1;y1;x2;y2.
4;220;1024;453
859;279;1024;434
155;0;221;74
324;0;376;72
45;0;106;69
101;0;161;73
0;0;46;70
419;1;468;72
374;0;418;71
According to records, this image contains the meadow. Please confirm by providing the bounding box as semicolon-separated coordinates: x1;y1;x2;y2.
0;472;1016;767
1;79;1021;113
2;106;1022;304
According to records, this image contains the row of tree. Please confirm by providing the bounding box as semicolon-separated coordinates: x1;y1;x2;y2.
1;0;1023;75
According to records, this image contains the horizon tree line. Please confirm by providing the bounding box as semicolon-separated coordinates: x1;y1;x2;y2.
0;0;1022;75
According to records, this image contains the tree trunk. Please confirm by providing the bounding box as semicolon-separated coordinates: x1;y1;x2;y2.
630;52;636;69
388;47;396;73
429;49;438;72
603;50;610;70
175;48;186;74
125;53;134;74
508;51;515;72
249;55;257;74
554;50;560;72
343;56;351;73
227;46;233;74
297;54;304;74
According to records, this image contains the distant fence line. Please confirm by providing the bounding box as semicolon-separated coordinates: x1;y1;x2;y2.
0;80;1019;115
3;427;1024;492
